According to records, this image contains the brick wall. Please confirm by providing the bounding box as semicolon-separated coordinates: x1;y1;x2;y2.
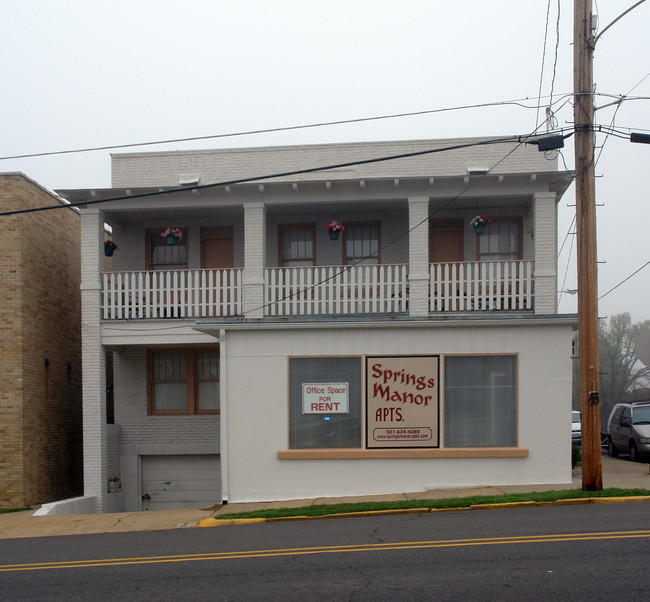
0;174;82;509
114;348;219;456
112;138;557;188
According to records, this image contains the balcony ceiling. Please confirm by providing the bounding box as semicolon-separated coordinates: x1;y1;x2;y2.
56;171;570;222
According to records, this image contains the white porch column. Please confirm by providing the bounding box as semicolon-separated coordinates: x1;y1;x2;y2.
408;197;430;317
242;202;266;319
533;191;558;314
80;207;108;512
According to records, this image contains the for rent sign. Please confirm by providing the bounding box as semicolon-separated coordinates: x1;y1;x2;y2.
366;356;439;448
302;383;349;414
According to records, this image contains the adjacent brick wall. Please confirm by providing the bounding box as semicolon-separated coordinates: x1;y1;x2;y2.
0;174;81;509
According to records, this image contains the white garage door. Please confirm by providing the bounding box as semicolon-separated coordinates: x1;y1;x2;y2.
141;455;221;511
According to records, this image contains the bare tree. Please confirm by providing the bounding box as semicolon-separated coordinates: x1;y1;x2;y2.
598;313;650;424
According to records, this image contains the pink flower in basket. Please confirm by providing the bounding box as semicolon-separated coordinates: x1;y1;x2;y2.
324;220;345;232
161;227;183;240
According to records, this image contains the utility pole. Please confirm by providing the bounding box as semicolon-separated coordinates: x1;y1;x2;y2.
573;0;602;490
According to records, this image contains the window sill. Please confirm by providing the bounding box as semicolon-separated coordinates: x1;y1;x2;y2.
277;447;529;459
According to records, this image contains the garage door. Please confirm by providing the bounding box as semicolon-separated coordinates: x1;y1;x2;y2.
141;455;221;511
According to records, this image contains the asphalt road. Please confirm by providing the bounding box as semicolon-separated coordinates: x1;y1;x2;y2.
0;502;649;600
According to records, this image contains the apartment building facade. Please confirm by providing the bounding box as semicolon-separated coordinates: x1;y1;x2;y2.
60;137;575;513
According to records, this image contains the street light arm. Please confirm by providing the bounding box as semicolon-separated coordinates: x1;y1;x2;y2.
594;0;647;45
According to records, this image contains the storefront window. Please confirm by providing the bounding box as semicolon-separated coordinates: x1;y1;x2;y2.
289;357;361;449
444;355;517;447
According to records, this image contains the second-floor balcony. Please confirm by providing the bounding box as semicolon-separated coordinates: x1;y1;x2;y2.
101;260;534;320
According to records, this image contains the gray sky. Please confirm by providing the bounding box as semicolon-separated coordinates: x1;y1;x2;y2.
2;1;649;322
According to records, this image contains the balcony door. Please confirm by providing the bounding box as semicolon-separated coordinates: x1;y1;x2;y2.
429;219;464;263
201;227;234;317
201;226;233;269
429;219;464;311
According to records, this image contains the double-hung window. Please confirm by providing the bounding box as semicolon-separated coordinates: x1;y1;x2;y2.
148;348;219;415
344;222;380;265
478;218;521;261
279;224;315;267
147;228;188;270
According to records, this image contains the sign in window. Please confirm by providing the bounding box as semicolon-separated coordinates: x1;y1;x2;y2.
302;383;349;414
366;356;440;449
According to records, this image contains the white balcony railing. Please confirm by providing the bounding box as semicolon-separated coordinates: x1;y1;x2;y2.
100;261;534;320
264;264;409;317
430;260;534;312
101;269;242;319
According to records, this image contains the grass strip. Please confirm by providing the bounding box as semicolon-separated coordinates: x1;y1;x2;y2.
215;488;650;520
0;507;30;515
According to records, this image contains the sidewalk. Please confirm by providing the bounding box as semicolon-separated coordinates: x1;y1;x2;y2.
1;455;648;540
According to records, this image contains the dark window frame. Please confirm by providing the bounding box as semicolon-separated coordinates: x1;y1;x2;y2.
146;227;189;271
343;221;381;265
278;223;316;267
147;347;220;415
476;217;523;261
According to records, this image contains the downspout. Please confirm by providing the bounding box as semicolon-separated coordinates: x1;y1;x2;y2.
219;329;229;504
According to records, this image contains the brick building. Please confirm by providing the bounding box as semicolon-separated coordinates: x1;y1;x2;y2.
0;173;82;509
59;137;576;513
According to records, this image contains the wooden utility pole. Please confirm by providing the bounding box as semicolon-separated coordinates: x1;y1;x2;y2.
573;0;602;490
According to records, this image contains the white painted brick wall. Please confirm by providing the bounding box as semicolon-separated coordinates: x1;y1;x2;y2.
408;198;430;316
112;138;557;188
114;348;219;456
533;193;558;314
80;209;108;512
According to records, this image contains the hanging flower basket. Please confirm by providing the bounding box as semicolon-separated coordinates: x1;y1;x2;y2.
325;220;345;241
104;240;117;257
471;215;491;234
161;227;183;245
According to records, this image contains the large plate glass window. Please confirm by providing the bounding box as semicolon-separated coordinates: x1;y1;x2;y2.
444;355;517;447
289;357;361;449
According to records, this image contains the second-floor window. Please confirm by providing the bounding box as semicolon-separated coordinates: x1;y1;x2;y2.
478;219;521;261
344;222;380;265
279;224;315;267
147;228;188;270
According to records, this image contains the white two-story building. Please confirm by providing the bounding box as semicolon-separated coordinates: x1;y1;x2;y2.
59;136;575;513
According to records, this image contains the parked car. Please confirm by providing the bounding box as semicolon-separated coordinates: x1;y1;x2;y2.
607;401;650;461
571;410;581;445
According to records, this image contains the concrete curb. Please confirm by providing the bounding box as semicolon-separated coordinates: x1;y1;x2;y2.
196;496;650;527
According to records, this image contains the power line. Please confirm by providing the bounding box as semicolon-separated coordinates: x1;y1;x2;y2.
0;96;573;162
558;214;576;258
241;130;540;317
599;259;650;300
0;134;534;217
535;0;553;130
